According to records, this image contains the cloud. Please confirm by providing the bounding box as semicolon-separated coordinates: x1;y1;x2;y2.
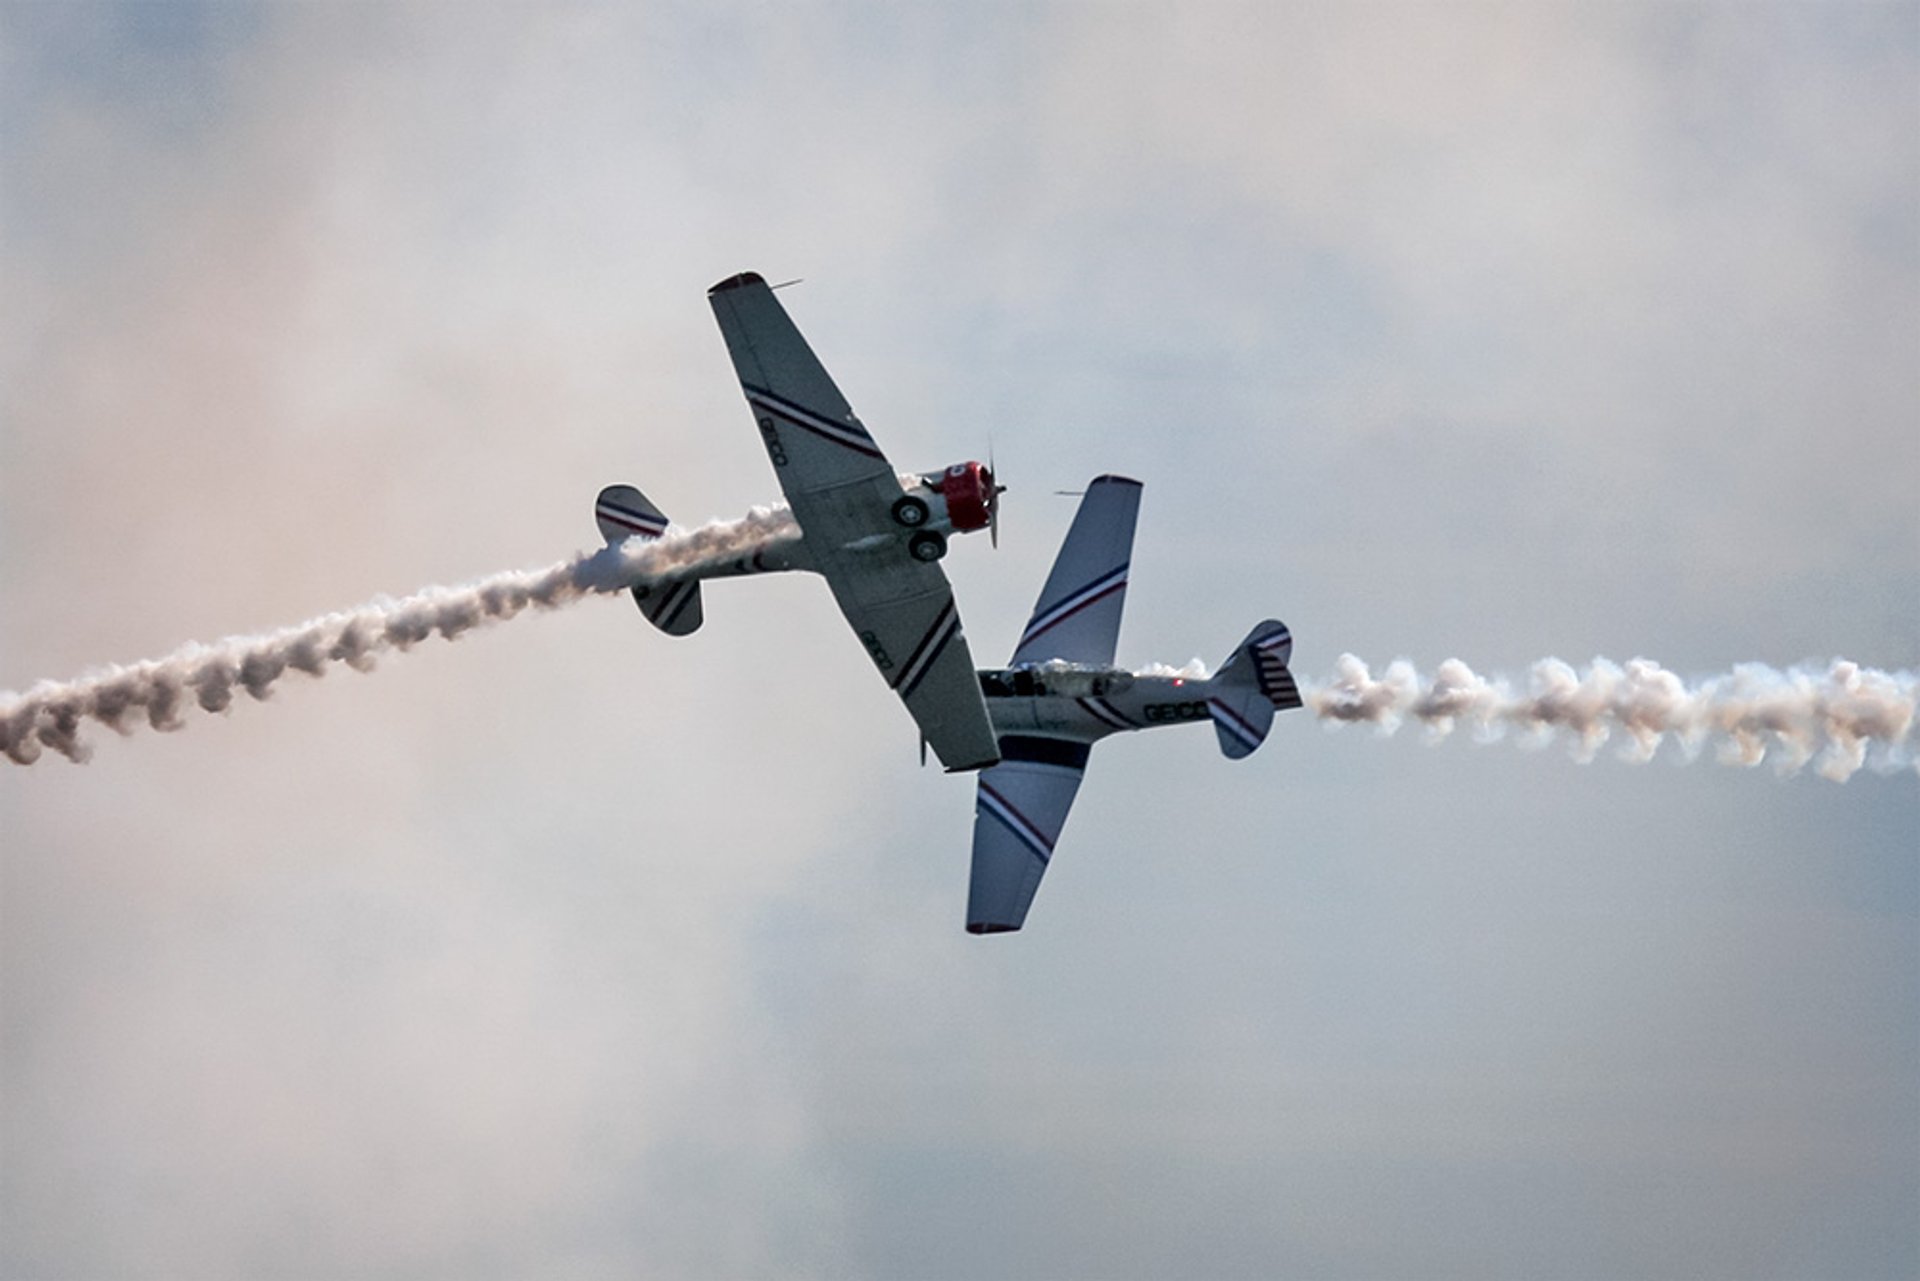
3;5;1915;1279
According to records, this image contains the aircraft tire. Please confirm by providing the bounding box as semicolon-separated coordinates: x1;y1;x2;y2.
891;495;931;527
908;530;947;562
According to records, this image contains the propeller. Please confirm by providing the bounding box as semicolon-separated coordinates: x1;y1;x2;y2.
987;442;1007;549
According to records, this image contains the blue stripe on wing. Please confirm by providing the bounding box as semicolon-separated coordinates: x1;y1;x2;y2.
978;780;1056;866
1018;563;1129;650
746;386;886;460
893;600;959;699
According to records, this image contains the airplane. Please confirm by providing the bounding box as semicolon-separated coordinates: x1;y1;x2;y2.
595;272;1005;771
964;475;1303;933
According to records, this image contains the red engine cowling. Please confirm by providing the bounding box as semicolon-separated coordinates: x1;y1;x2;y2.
933;461;994;532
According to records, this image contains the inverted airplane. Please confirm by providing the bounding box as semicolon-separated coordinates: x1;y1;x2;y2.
964;475;1304;932
595;271;1005;770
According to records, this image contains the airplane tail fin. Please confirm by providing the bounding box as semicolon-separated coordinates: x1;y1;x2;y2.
594;484;704;636
1206;620;1302;760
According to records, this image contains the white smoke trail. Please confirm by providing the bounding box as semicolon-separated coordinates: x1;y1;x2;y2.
1305;654;1919;782
1;508;799;766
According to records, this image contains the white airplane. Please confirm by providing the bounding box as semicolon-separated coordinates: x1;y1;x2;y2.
595;271;1005;771
965;475;1303;933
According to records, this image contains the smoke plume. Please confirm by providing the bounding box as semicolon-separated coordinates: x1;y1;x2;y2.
1306;654;1918;782
1;508;799;766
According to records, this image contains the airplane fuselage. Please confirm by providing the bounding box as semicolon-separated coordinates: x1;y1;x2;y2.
977;663;1213;745
638;463;997;589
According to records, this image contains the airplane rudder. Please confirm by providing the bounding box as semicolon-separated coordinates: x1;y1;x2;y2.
1207;618;1303;756
1217;619;1301;711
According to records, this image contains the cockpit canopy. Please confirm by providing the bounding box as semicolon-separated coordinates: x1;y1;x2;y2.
978;662;1133;700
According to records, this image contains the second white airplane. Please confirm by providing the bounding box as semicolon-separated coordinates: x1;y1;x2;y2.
964;474;1303;933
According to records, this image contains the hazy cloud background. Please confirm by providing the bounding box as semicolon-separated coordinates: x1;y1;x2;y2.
3;4;1915;1278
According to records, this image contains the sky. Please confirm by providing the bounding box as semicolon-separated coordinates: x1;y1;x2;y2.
2;3;1916;1278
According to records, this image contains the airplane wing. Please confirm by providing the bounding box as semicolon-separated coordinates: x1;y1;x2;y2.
966;478;1143;930
966;737;1090;933
1011;475;1142;666
708;272;999;771
708;272;897;498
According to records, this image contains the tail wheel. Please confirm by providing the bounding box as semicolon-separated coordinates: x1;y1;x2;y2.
891;495;931;527
908;530;947;562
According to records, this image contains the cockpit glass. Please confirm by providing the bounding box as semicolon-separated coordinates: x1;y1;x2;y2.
979;663;1130;700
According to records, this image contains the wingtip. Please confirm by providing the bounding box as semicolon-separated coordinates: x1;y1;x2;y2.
967;922;1023;935
1088;473;1143;489
708;271;766;295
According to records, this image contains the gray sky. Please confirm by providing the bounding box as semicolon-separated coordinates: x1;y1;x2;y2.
3;4;1916;1278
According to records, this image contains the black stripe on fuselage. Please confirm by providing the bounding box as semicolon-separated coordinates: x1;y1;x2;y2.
1076;696;1136;731
996;735;1091;770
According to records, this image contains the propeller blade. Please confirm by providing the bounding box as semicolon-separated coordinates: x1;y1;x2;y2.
988;442;1002;549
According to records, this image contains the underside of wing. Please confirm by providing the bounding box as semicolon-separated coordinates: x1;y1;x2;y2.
1012;475;1143;666
825;573;1000;772
966;738;1091;933
707;273;996;767
708;272;895;501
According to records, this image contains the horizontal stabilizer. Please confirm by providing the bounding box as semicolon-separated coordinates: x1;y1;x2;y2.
593;483;703;635
1207;688;1275;760
596;484;670;543
631;578;704;636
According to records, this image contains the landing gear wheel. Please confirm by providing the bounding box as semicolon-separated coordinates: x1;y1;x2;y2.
891;495;931;527
908;530;947;562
